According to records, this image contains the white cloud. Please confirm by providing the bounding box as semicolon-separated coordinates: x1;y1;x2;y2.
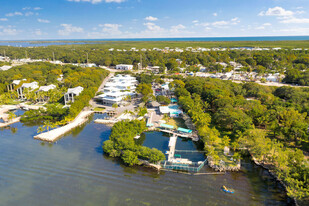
0;26;19;36
100;23;122;34
213;13;217;17
212;21;229;27
263;23;272;26
192;20;199;24
256;26;265;30
145;16;158;21
33;7;42;10
6;12;23;17
25;12;34;17
22;7;31;10
143;22;163;32
67;0;125;4
34;29;42;36
58;24;84;36
170;24;186;33
0;18;8;21
280;17;309;24
258;7;294;16
38;18;50;23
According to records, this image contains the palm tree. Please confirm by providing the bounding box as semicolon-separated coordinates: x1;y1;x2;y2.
7;111;16;122
43;121;52;131
37;126;45;134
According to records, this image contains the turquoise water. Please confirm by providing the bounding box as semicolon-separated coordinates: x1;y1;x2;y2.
0;114;290;205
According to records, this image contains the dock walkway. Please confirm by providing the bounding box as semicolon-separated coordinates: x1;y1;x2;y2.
34;111;93;142
167;134;177;161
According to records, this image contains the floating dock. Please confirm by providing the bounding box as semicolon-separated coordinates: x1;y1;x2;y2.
34;111;93;142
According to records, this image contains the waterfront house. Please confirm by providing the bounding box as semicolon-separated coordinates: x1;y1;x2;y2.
64;86;84;105
17;82;39;100
36;84;56;102
115;64;133;70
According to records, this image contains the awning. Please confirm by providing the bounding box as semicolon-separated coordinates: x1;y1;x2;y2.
177;127;192;133
160;123;174;129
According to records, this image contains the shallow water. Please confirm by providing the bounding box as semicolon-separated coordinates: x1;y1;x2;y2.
0;114;289;205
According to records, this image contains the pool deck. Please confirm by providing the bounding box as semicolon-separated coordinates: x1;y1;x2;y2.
34;110;93;142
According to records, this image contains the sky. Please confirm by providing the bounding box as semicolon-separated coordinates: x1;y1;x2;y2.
0;0;309;40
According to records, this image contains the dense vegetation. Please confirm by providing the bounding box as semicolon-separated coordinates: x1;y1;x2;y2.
0;62;109;123
1;42;308;84
170;76;309;202
103;120;165;166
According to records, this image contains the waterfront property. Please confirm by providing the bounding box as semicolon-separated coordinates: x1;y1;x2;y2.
36;84;56;102
64;86;84;105
98;74;137;105
115;64;133;70
17;81;39;100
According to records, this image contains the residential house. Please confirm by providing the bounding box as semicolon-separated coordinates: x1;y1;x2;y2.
64;86;84;105
17;82;39;100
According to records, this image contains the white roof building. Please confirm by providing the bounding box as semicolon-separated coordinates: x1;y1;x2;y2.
0;65;12;71
100;74;137;105
17;82;39;100
116;64;133;70
38;84;56;92
64;86;84;105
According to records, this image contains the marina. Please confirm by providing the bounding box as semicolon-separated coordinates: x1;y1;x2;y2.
0;115;289;205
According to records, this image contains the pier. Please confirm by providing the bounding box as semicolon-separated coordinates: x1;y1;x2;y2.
167;134;177;161
34;111;93;142
160;129;199;141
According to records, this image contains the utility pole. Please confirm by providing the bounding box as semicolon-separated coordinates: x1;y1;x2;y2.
140;54;142;70
3;50;6;58
25;51;28;59
53;52;55;62
86;52;89;64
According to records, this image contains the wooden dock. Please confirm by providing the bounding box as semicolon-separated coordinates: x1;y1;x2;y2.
160;129;199;141
34;111;93;142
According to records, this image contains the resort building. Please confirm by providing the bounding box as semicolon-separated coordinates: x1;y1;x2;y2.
64;86;84;105
17;82;39;100
99;74;137;105
115;64;133;70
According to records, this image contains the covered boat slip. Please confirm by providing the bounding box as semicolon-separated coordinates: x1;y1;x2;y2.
177;127;192;134
160;123;174;130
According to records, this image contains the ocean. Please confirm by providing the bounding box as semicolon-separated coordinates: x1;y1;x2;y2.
0;36;308;47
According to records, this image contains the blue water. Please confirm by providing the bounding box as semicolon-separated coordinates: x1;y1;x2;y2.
0;36;308;47
142;131;205;162
0;114;290;205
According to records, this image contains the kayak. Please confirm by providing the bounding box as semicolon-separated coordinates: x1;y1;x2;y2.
222;186;234;194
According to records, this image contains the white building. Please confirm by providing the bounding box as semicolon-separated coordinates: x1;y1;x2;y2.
64;86;84;105
38;84;56;92
36;84;57;102
116;64;133;70
17;82;39;100
99;74;137;105
0;65;12;71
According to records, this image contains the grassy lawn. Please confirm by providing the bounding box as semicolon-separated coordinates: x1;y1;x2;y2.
94;107;105;112
164;117;188;129
215;148;238;167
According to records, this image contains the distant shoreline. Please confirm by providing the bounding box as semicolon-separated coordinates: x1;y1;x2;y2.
0;37;309;48
1;35;309;42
